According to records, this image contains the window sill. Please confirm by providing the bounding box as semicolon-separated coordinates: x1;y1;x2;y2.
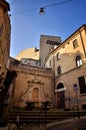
80;93;86;96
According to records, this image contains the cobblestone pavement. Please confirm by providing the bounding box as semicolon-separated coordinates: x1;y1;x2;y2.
46;118;86;130
12;116;86;130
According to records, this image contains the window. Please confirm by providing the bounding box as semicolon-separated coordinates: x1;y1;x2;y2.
49;60;51;67
57;83;64;89
82;104;86;110
76;55;82;67
57;66;61;75
57;52;60;60
25;59;27;63
78;76;86;94
73;39;78;49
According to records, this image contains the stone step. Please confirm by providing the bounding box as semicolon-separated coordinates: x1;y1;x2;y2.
9;110;86;124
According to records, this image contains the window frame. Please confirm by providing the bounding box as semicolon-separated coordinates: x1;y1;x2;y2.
49;60;51;67
57;52;60;60
76;55;82;67
78;76;86;94
57;66;61;75
73;39;78;49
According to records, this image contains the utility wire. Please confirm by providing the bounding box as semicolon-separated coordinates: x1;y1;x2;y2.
12;8;39;16
43;0;73;8
11;0;73;16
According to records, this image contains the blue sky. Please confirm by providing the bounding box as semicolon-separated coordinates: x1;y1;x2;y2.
6;0;86;58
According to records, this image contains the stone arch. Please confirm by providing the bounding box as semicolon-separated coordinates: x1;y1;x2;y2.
55;79;67;92
76;55;82;67
57;83;64;89
73;52;83;63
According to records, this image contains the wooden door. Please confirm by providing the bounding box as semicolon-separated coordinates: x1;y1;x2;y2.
56;91;65;108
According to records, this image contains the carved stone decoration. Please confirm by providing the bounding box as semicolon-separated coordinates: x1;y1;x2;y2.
28;79;44;85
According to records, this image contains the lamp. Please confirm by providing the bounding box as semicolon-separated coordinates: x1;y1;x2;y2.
39;0;72;15
39;7;45;15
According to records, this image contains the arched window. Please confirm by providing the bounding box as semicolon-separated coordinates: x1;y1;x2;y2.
57;83;64;89
76;55;82;67
57;66;61;75
73;39;78;49
57;52;60;60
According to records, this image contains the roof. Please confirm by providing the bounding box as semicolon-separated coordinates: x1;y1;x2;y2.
0;0;10;11
16;47;39;61
52;24;86;53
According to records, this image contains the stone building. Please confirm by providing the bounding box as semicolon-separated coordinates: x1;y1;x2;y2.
0;0;18;125
45;24;86;110
16;47;40;67
9;57;54;108
11;25;86;110
39;35;61;67
0;0;86;111
0;0;10;77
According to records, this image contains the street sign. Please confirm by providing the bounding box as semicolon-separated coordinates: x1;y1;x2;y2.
73;84;78;91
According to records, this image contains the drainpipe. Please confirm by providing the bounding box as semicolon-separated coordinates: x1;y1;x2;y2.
53;53;56;108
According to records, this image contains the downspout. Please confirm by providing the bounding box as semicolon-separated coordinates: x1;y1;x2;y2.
53;53;56;108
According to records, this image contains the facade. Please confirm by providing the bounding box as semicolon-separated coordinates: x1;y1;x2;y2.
0;0;18;124
20;58;40;67
16;47;39;60
45;25;86;110
10;57;54;108
16;47;40;67
0;0;10;77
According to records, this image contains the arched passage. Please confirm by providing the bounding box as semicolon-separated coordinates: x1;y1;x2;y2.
56;83;65;109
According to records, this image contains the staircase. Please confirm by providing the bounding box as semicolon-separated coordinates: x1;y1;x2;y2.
9;110;86;125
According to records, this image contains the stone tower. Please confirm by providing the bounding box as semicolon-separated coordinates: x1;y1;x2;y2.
39;35;61;67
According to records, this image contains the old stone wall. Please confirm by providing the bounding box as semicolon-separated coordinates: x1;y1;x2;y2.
55;65;86;110
0;0;10;78
10;60;54;108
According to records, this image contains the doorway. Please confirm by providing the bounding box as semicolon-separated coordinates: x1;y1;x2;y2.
56;83;65;109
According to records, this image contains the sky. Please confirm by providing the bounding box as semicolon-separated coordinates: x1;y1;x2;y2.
6;0;86;58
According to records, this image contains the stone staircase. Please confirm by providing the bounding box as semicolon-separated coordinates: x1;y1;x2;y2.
9;110;86;125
